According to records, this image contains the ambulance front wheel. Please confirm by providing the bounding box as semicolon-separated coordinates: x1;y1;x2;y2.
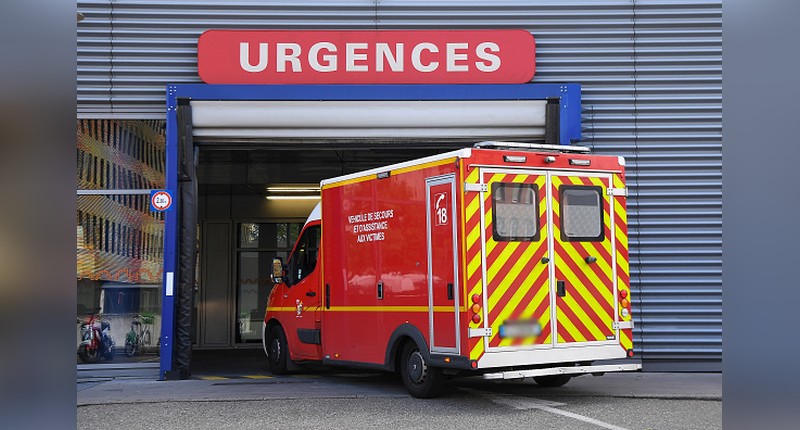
266;325;289;375
533;374;571;387
399;342;445;398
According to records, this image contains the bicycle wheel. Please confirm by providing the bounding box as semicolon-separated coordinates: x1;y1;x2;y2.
142;330;151;347
125;339;137;357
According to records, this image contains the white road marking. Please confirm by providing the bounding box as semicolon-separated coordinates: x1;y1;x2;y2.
465;389;632;430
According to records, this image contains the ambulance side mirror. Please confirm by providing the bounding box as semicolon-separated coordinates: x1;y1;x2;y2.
271;257;285;285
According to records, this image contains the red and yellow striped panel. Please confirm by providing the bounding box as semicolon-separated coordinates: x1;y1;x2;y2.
551;176;615;344
482;172;551;350
464;168;485;361
613;173;633;351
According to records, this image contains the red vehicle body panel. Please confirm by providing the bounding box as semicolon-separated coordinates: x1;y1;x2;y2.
264;146;633;372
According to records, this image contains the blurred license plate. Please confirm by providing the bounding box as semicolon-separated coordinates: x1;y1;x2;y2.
498;320;542;339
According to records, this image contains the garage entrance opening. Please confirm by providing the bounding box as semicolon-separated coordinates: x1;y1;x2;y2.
161;83;581;379
193;147;455;355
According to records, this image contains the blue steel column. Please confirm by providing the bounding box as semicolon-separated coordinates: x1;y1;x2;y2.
159;85;179;379
559;83;582;145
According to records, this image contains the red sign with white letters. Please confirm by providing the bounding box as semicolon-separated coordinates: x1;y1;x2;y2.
197;29;535;84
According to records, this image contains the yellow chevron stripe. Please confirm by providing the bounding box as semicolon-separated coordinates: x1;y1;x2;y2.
620;329;633;350
612;174;625;190
470;336;485;360
496;276;551;347
555;277;608;342
466;167;480;183
486;245;525;313
467;220;481;248
489;255;549;346
553;254;613;329
466;167;483;362
561;293;607;341
616;250;629;276
467;249;482;280
570;239;614;283
486;242;521;292
614;198;627;225
553;224;614;303
557;313;588;342
615;222;628;251
553;253;613;328
466;195;480;219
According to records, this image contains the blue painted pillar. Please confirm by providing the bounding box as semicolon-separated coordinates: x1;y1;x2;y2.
159;85;179;379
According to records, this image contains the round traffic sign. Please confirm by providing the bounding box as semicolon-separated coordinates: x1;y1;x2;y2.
151;191;173;211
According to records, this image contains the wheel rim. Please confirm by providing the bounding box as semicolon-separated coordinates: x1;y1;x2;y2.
270;337;281;363
407;350;427;384
86;347;98;360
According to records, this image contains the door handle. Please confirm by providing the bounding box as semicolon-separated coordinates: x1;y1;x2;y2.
585;256;597;264
325;284;331;309
557;280;566;297
306;291;316;297
447;283;454;300
377;281;384;300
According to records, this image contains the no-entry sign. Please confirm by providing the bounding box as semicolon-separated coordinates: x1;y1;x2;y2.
150;190;174;212
198;29;536;84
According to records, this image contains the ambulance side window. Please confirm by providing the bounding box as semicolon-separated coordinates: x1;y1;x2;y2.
491;183;540;242
560;185;604;242
286;225;321;286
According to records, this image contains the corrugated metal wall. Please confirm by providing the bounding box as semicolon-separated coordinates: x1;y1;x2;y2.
77;0;722;370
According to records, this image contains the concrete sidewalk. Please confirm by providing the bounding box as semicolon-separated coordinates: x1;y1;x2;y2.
78;370;721;406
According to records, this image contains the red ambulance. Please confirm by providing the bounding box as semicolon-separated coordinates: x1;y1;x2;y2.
264;141;640;398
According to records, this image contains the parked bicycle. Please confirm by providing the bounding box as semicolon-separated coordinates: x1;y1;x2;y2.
124;313;154;356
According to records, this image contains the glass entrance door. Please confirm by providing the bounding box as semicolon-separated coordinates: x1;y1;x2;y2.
235;222;302;343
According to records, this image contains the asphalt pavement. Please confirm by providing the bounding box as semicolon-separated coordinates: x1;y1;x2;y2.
77;350;721;430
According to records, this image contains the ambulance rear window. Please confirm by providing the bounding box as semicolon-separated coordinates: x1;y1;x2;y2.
491;183;540;242
560;186;604;242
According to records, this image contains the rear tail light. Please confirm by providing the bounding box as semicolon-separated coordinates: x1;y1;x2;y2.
619;289;631;317
470;295;483;324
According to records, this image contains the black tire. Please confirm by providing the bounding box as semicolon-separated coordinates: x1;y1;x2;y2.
266;325;290;375
78;345;100;363
399;342;445;398
533;374;571;387
125;339;136;357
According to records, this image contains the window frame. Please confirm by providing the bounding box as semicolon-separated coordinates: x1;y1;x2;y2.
286;224;321;286
559;184;605;242
491;182;541;242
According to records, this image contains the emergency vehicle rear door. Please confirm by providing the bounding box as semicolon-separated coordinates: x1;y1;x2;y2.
550;173;617;344
481;169;553;351
426;175;460;354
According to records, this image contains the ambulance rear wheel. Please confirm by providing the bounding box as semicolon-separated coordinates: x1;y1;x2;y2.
533;374;571;387
399;342;445;398
266;325;289;375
